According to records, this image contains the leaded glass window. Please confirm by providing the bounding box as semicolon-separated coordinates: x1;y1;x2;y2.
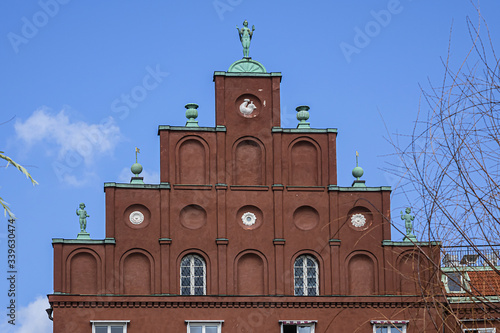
294;255;318;296
181;254;206;295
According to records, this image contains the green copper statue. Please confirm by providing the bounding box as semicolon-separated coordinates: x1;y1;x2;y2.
236;20;255;58
400;207;417;241
76;203;90;233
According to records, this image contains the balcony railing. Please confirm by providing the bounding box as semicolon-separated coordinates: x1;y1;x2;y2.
441;245;500;267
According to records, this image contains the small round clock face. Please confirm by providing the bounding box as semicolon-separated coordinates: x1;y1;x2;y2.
241;212;256;226
129;211;144;225
350;213;366;228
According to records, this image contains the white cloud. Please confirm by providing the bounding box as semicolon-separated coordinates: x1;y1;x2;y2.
118;166;159;184
15;108;121;165
0;296;52;333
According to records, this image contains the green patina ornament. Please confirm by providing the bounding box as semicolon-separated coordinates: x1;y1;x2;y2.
296;105;311;129
185;103;199;127
130;147;145;184
352;166;363;179
401;207;417;242
351;151;366;188
236;20;255;58
228;58;266;73
131;162;143;175
76;203;91;239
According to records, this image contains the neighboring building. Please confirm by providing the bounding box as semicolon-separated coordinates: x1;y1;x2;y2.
48;49;445;332
441;245;500;332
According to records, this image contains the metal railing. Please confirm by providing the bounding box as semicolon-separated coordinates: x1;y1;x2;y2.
441;244;500;267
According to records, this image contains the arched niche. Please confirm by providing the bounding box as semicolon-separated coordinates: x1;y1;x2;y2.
235;251;267;295
68;250;100;294
347;252;376;295
121;250;154;295
289;138;321;186
233;137;265;185
176;137;209;184
398;251;426;295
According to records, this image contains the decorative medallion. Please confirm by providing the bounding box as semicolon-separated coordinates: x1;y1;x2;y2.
239;99;257;116
350;213;366;228
228;58;267;73
241;212;257;226
129;211;144;225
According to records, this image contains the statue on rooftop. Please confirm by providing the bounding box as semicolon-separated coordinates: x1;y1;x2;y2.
236;20;255;58
400;207;417;241
76;203;90;233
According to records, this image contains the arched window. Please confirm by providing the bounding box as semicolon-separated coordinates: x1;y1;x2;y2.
294;255;318;296
180;254;206;295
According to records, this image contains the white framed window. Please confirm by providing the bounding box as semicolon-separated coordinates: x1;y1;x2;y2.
186;320;223;333
280;320;316;333
463;329;496;333
181;254;206;295
443;271;468;293
91;320;129;333
371;320;408;333
294;255;318;296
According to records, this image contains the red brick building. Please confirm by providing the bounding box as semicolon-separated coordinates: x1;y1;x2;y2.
48;56;444;332
441;246;500;332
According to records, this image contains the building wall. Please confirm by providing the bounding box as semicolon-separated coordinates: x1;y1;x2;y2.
50;69;444;332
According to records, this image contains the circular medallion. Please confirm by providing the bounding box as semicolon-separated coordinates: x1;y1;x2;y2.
241;212;256;226
129;211;144;225
350;213;366;228
235;94;261;119
239;99;257;116
180;205;207;230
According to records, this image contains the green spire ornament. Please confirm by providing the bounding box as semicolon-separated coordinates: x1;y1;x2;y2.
351;151;366;187
130;147;144;184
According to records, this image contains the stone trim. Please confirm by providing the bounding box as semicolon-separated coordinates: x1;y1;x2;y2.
104;183;171;190
271;127;337;134
52;238;116;245
49;298;433;310
328;185;391;192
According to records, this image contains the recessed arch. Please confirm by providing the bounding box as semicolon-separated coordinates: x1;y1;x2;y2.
234;249;268;295
346;251;378;295
288;137;321;186
119;249;155;295
175;136;210;184
397;250;427;295
66;248;102;294
232;136;266;185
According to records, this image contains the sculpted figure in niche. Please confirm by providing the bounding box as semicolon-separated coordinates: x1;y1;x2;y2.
236;20;255;58
239;99;257;116
76;203;90;232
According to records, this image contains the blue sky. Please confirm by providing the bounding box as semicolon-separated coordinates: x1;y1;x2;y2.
1;1;499;331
